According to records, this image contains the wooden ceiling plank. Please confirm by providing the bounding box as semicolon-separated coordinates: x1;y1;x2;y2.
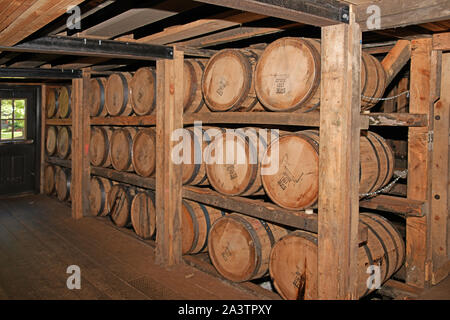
0;0;85;46
174;22;298;48
137;11;265;45
355;0;450;32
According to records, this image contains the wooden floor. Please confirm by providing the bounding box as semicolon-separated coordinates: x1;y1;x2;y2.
0;194;277;300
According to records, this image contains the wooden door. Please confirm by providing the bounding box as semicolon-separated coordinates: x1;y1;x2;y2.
0;86;39;195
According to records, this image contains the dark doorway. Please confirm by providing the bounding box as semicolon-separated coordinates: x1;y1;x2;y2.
0;86;40;195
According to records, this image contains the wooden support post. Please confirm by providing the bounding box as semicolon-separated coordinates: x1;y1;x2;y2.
155;49;184;266
40;84;47;194
318;13;361;299
406;38;439;288
71;70;91;219
430;52;450;285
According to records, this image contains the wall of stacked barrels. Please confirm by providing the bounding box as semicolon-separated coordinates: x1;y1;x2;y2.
44;86;72;205
84;37;405;300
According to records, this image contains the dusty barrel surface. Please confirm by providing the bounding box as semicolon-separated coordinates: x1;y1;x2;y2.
55;166;71;202
88;78;108;117
89;176;113;217
181;200;226;255
202;48;263;112
131;128;156;177
105;72;133;116
208;213;288;282
89;126;112;167
261;130;394;210
108;184;135;228
184;59;207;113
205;127;273;196
269;212;405;300
46;126;57;156
130;191;156;239
44;164;55;195
255;37;386;112
56;126;72;159
110;127;137;172
255;38;321;112
57;86;72;118
46;88;59;118
130;67;156;116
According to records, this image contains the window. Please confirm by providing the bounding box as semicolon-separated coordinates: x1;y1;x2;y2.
0;99;26;141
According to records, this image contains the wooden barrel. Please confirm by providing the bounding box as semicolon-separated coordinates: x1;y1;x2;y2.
108;184;135;227
182;126;209;186
360;131;395;195
184;59;207;113
46;126;57;156
208;213;288;282
182;200;226;255
55;166;71;202
89;176;113;216
46;88;58;118
131;128;156;177
131;191;156;239
130;67;156;116
261;130;394;210
361;52;387;110
205;127;270;196
43;164;55;195
89;126;112;167
269;212;405;300
105;72;133;116
57;86;72;118
110;127;137;172
255;38;386;112
56;126;72;159
88;78;108;117
202;48;263;112
255;38;321;112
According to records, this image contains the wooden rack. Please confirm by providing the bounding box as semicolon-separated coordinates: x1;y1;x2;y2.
40;23;449;300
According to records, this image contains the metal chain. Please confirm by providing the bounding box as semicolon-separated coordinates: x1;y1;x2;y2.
359;169;408;199
361;90;410;102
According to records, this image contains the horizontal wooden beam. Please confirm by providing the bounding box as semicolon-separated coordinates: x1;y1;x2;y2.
46;118;72;126
46;157;71;169
360;195;427;218
378;279;423;299
433;32;450;50
194;0;349;26
91;166;156;189
365;113;429;127
0;67;82;79
90;115;156;126
0;36;173;61
355;0;450;32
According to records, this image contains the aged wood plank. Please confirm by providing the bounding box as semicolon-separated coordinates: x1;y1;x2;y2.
406;38;437;288
318;14;361;299
46;118;72;125
430;52;450;284
355;0;450;32
359;195;427;217
90;115;156;126
71;71;91;219
40;84;47;194
91;167;156;189
155;50;184;266
382;40;411;85
366;113;428;127
138;11;265;45
433;32;450;51
46;157;71;169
